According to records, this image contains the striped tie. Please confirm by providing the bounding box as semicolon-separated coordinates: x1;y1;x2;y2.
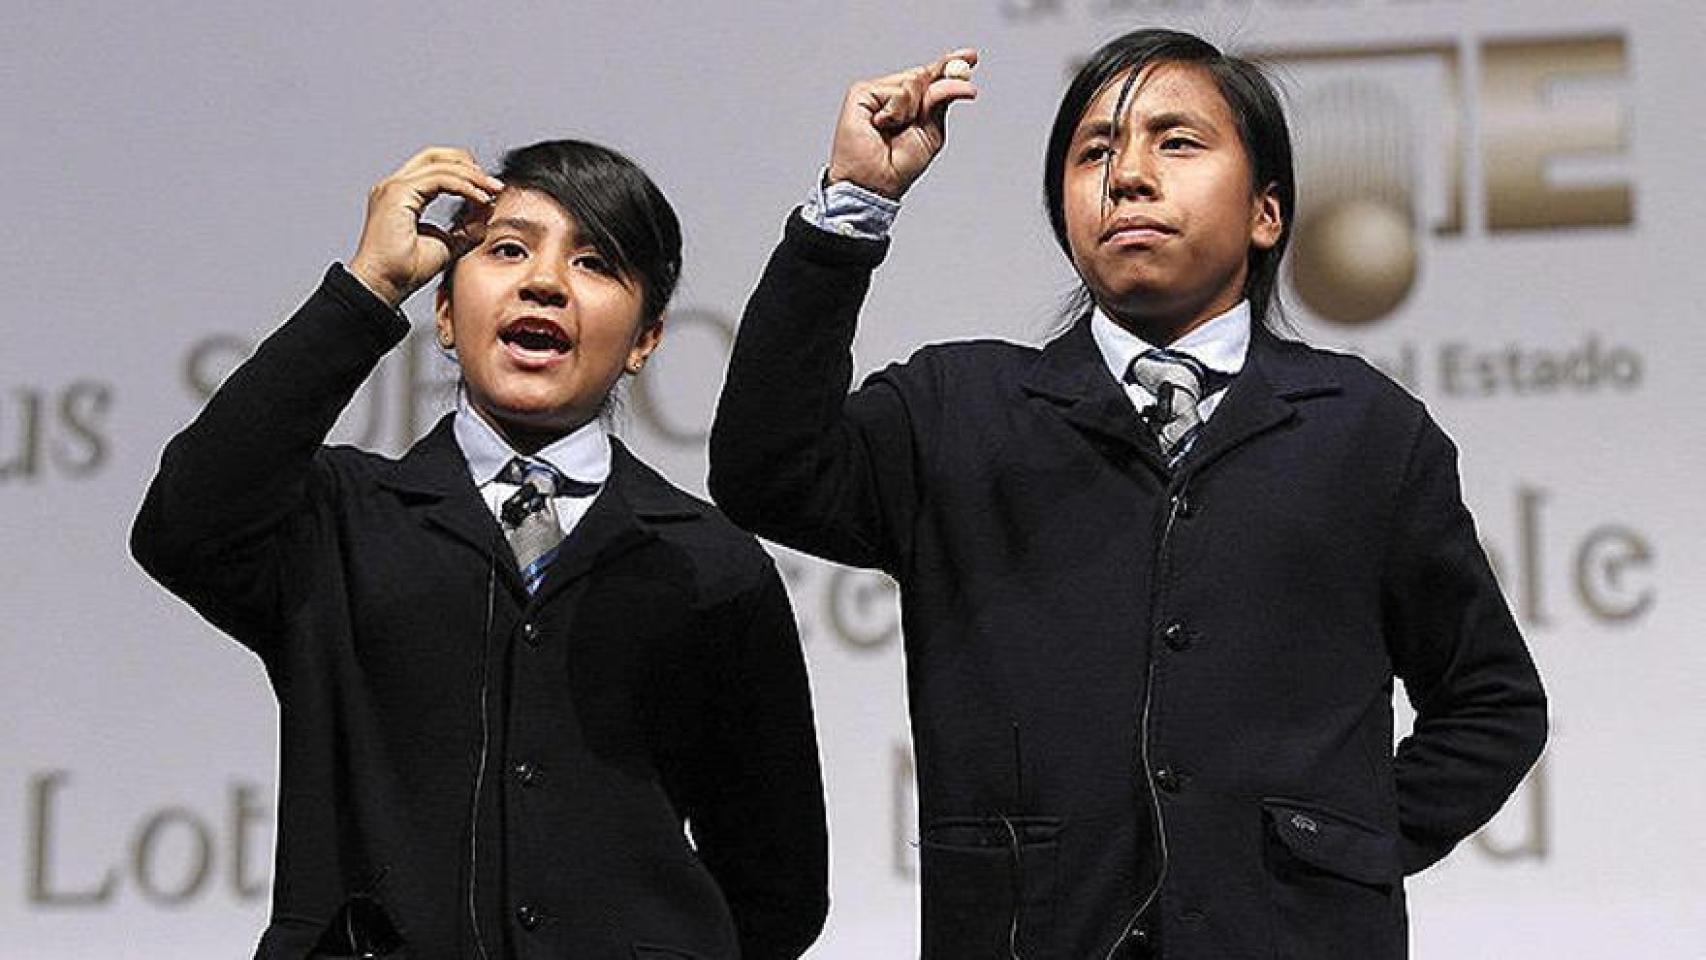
497;458;598;594
1125;348;1230;468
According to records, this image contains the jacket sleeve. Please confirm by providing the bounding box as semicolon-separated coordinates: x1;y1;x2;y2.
687;563;828;960
708;212;922;574
129;264;408;653
1381;413;1548;874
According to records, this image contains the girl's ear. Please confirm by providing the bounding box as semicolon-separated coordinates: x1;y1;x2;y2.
626;318;665;374
434;283;455;350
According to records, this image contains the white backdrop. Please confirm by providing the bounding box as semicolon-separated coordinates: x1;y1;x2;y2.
3;1;1703;957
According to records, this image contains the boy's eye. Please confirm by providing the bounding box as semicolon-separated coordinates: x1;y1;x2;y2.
1162;135;1202;151
490;240;527;259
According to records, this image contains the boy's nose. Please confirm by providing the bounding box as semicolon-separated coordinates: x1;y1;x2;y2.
1107;150;1160;201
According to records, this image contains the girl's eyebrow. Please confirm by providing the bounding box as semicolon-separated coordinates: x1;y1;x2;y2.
486;215;593;248
486;216;547;237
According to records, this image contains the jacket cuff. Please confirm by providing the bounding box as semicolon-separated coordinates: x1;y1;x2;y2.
783;207;891;270
323;262;413;350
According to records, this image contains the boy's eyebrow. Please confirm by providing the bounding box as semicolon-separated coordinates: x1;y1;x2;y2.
1141;109;1214;133
1075;109;1217;142
1073;118;1115;141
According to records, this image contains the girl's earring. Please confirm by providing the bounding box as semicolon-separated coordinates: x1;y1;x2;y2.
437;330;455;350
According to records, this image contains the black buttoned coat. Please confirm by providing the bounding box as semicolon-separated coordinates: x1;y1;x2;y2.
708;217;1546;959
132;266;828;960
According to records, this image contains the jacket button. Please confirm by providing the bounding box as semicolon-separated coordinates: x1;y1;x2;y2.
514;761;541;787
515;904;542;931
1171;492;1194;518
520;622;538;645
1154;768;1184;793
1160;622;1190;651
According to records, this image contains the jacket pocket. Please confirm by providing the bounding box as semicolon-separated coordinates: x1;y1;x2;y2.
919;815;1062;960
303;893;409;958
1260;799;1404;959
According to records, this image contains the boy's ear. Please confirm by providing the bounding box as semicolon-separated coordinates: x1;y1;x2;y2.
1251;182;1284;251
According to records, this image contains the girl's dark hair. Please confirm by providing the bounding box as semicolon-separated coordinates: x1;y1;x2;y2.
444;139;682;327
1043;29;1296;330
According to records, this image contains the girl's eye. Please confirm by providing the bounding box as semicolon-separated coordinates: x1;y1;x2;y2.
1162;136;1202;151
575;253;616;276
490;240;527;259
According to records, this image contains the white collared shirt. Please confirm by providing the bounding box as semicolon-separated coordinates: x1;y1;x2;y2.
1091;301;1251;423
452;391;611;538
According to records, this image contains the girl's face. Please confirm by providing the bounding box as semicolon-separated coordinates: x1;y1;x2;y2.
1061;61;1283;338
436;187;660;443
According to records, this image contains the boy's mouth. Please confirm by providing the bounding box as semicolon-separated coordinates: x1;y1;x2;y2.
1101;213;1176;244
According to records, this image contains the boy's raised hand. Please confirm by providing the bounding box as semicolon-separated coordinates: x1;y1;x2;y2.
826;49;979;201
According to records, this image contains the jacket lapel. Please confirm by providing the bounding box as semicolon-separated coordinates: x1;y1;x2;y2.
1021;319;1344;479
529;440;698;607
1182;328;1342;476
379;419;703;605
1021;317;1170;475
377;416;519;588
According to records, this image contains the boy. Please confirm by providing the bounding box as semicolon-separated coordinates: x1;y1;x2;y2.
710;29;1545;959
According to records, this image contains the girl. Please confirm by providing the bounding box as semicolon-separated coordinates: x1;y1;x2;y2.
134;140;827;960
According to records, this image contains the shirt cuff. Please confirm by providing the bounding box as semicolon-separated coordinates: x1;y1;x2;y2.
799;168;901;240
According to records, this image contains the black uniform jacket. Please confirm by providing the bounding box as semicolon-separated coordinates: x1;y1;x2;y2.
708;216;1547;959
132;266;828;960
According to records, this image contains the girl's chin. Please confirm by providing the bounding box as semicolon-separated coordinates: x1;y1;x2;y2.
468;395;594;439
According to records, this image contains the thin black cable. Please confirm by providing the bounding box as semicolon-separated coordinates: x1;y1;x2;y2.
1102;482;1189;960
1006;723;1027;959
466;546;498;960
1001;812;1026;960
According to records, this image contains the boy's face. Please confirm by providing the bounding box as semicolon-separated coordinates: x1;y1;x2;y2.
436;187;659;439
1062;61;1282;337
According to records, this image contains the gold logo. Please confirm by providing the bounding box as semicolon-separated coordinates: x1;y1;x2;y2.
1261;35;1633;326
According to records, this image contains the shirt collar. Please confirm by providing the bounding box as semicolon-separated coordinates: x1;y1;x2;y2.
453;390;612;488
1091;300;1252;383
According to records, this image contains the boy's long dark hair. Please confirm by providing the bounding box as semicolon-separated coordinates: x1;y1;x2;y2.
1043;29;1296;331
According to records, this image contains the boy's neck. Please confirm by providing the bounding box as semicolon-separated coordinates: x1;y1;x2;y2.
1100;289;1250;347
1104;309;1209;348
